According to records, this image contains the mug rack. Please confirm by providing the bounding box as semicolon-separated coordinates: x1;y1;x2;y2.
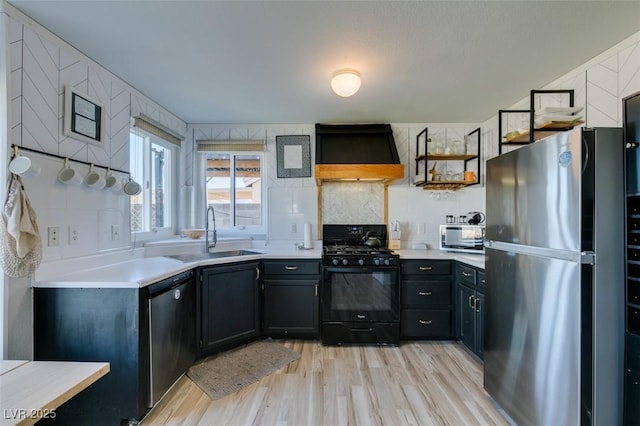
9;144;129;175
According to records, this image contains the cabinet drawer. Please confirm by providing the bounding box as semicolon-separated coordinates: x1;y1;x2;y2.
263;260;320;276
477;269;486;292
629;232;640;247
401;260;451;276
401;309;451;338
630;279;640;306
629;248;640;263
630;306;640;335
629;196;640;215
457;263;477;287
629;217;640;233
401;280;450;307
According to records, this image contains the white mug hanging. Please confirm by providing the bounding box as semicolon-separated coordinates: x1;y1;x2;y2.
8;154;40;178
57;159;82;185
84;164;106;189
123;178;142;196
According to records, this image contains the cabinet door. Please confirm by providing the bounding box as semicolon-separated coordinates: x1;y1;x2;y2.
200;262;260;353
475;291;485;359
458;284;476;352
626;333;640;425
263;279;319;338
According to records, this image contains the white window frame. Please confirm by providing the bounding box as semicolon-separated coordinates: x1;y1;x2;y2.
130;129;178;241
200;150;266;238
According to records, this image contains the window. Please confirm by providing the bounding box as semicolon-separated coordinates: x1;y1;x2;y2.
204;152;263;230
130;129;176;238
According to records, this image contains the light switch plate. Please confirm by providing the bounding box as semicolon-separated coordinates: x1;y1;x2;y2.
69;226;79;245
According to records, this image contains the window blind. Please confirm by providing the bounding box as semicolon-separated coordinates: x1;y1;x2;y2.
132;114;185;147
196;140;265;152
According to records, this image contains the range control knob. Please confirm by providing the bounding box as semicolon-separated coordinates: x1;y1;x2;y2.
358;258;365;266
332;258;339;266
342;258;349;266
374;258;381;266
384;258;390;266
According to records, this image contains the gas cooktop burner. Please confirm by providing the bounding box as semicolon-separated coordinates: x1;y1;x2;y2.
323;245;394;256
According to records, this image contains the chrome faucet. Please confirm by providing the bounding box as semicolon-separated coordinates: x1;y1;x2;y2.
205;205;217;252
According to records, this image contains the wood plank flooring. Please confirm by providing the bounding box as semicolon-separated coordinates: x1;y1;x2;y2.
141;340;509;426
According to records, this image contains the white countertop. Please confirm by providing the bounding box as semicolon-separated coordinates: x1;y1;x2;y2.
396;249;485;269
34;244;482;289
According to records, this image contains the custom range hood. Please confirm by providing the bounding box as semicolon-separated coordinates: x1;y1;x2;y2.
314;123;404;184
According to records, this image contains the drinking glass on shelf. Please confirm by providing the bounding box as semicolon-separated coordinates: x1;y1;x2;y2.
453;140;464;154
434;140;445;154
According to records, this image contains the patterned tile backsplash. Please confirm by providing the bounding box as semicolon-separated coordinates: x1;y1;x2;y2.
321;182;385;224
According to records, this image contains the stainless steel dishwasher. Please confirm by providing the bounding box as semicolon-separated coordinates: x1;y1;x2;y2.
145;269;196;407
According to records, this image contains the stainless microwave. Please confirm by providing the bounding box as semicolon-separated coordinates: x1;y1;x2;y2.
439;225;485;253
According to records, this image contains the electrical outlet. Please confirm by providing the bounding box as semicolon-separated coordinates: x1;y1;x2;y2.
48;226;59;246
111;225;121;241
69;226;79;245
290;223;297;233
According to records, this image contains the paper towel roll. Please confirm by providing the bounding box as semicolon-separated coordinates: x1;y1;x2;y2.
303;223;313;249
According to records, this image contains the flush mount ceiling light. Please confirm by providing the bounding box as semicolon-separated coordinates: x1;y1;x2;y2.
330;69;361;97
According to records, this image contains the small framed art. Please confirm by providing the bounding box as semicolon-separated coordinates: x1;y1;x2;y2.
64;85;106;145
276;135;311;178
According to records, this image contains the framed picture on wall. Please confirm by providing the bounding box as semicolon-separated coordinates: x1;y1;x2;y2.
63;85;106;145
276;135;311;178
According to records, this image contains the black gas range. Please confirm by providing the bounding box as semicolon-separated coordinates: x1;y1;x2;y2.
320;224;400;346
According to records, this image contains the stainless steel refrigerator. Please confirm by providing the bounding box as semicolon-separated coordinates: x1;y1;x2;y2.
484;127;624;425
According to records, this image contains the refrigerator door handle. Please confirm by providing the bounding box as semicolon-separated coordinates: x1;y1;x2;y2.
580;252;595;265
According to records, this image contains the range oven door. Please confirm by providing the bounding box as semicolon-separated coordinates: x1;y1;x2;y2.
322;266;400;322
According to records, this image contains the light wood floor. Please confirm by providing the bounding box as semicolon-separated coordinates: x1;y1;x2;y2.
141;340;509;426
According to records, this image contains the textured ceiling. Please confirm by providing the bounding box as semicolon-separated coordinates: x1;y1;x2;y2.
6;1;640;124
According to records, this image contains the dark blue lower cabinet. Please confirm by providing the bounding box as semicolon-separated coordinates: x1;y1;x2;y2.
33;287;148;425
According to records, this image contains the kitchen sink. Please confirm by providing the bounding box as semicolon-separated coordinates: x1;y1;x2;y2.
166;250;261;263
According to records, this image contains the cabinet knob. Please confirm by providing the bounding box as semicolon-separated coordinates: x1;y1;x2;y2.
462;271;472;277
285;266;298;270
418;291;432;296
419;320;432;325
419;266;433;271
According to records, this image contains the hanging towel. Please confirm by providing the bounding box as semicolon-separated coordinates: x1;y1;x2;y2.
0;174;42;278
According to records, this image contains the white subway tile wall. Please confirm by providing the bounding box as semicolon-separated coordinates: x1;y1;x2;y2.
8;14;186;262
